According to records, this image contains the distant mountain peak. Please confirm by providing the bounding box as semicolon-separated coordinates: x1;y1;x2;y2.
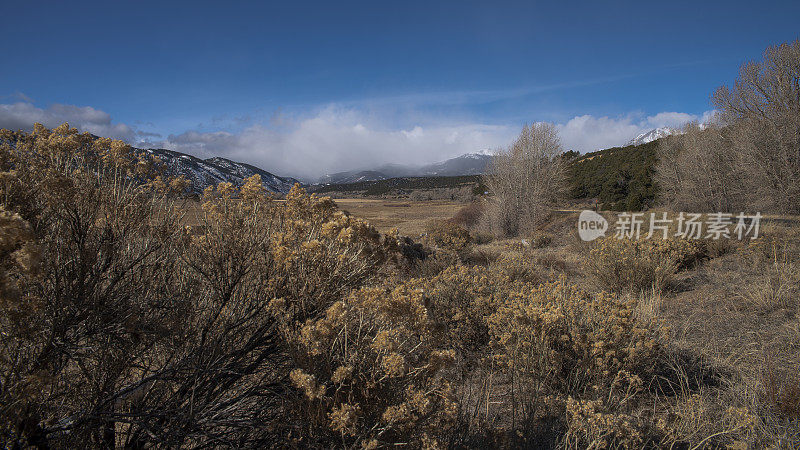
626;127;677;146
318;152;493;185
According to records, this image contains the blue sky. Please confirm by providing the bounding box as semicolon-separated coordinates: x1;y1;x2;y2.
1;0;799;179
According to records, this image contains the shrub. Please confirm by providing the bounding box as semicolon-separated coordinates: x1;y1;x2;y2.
0;124;195;447
471;230;494;245
487;279;663;441
657;393;757;448
425;219;471;254
285;282;459;447
761;353;800;421
743;226;800;265
414;265;497;359
490;251;542;284
452;202;485;228
0;124;400;448
586;237;704;293
461;247;500;266
409;248;462;278
267;184;395;322
564;396;644;449
535;252;569;275
527;231;552;248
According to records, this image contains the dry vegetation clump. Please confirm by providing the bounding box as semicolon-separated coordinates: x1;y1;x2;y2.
735;227;800;311
408;247;462;278
490;251;544;284
654;224;800;447
488;279;665;448
0;124;403;447
264;185;396;322
471;230;494;245
460;246;501;266
412;265;498;360
760;353;800;423
424;219;472;254
483;123;566;237
284;282;460;448
451;201;485;228
585;237;706;294
656;391;758;448
527;230;553;249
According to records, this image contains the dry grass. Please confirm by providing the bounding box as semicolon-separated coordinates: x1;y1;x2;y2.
469;211;800;447
331;198;464;235
655;225;800;446
175;197;465;236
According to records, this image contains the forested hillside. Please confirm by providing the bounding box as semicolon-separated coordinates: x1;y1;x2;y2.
568;139;661;210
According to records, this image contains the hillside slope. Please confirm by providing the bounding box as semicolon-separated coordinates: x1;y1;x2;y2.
139;148;301;194
568;139;662;210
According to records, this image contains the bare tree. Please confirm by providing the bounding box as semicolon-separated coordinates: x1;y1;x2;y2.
483;123;565;237
655;123;747;212
656;39;800;214
713;39;800;213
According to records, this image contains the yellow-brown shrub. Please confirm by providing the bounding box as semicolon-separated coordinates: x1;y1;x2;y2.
451;202;485;228
287;282;459;447
425;219;471;254
0;124;401;447
564;395;643;449
411;265;498;359
586;237;704;293
490;251;542;284
487;278;663;433
262;184;395;322
527;231;552;249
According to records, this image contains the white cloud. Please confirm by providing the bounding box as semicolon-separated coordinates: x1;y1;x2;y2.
158;106;515;181
556;110;715;153
0;99;715;181
644;111;697;128
0;101;137;141
557;115;642;154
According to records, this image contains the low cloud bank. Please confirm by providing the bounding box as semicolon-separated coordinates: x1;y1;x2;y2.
0;100;713;181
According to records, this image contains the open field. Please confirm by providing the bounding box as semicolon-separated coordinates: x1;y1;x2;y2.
178;196;800;237
331;198;465;235
174;198;466;236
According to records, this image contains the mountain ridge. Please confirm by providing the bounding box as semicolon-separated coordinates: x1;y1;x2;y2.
137;148;301;194
318;152;493;184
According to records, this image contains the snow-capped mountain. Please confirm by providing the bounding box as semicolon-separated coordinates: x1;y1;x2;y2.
138;148;301;194
626;127;677;146
420;152;492;176
318;152;493;184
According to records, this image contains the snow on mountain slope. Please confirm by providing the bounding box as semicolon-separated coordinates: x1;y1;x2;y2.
318;171;388;184
139;148;300;194
626;127;677;146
